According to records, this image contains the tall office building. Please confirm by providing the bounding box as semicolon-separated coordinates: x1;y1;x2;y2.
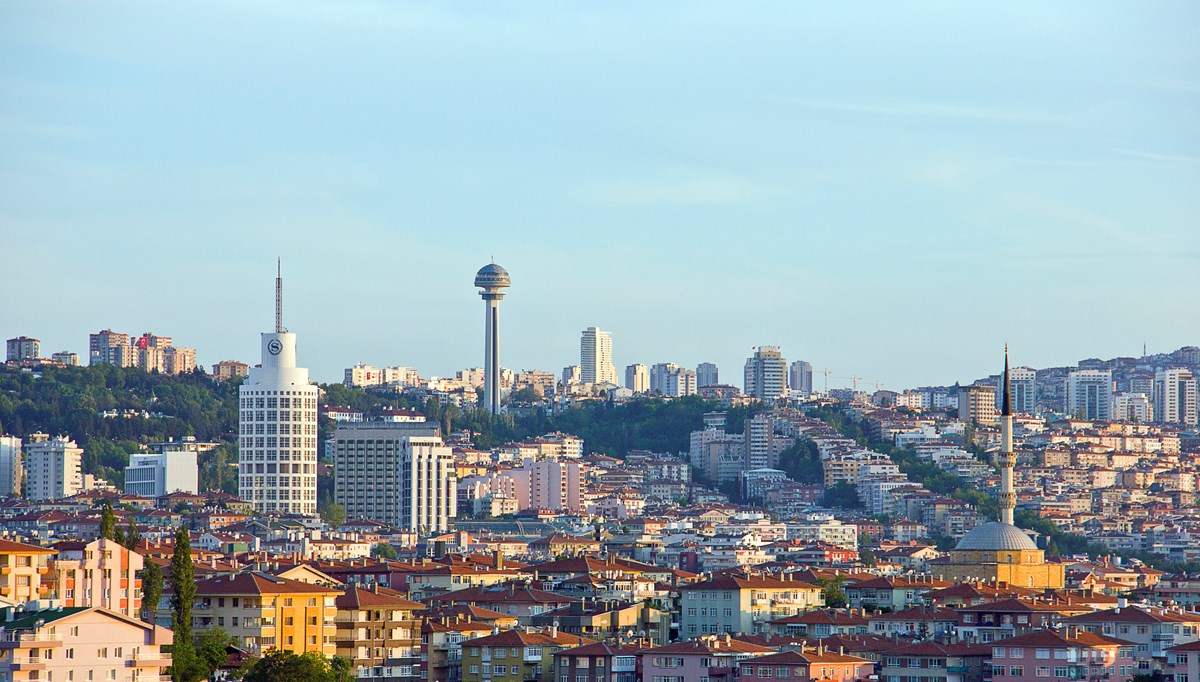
0;436;22;498
959;384;998;424
475;263;511;414
5;337;40;362
238;263;319;516
333;423;456;533
25;433;83;500
1066;369;1113;421
744;346;787;401
1003;367;1037;414
580;327;617;385
696;362;719;388
789;360;813;396
124;450;199;497
1154;369;1198;426
625;364;649;393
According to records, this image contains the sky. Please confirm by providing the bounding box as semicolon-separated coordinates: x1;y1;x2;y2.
1;1;1198;389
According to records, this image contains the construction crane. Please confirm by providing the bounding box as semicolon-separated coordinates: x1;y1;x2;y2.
835;375;864;391
819;369;833;394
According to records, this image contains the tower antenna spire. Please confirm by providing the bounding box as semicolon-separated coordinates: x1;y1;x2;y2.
275;258;284;334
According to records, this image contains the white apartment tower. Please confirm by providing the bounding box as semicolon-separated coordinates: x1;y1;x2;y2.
696;362;719;388
1154;369;1199;426
1112;393;1152;423
744;346;788;401
239;262;319;516
580;327;617;385
0;436;23;498
24;433;83;500
789;360;813;396
332;424;457;533
1066;369;1113;421
625;364;649;393
124;450;199;497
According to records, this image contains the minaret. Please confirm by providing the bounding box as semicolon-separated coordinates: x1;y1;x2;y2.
475;263;511;415
997;345;1017;526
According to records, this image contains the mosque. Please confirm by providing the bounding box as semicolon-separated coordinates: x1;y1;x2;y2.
937;349;1066;590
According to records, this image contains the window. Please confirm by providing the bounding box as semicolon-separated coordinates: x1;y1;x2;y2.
1010;667;1024;677
759;667;773;678
994;648;1006;659
1036;649;1050;660
1012;648;1024;658
1054;667;1068;678
775;667;790;678
1036;666;1050;677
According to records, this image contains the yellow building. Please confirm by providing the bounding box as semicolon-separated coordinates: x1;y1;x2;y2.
193;571;339;656
938;522;1065;590
0;539;55;604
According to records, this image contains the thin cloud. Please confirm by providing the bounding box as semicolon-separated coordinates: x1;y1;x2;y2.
783;97;1070;125
1113;149;1200;163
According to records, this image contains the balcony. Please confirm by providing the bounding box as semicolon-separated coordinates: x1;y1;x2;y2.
10;656;47;669
131;650;173;666
0;631;64;647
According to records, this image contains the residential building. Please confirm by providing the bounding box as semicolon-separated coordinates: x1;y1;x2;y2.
238;265;320;516
334;585;423;682
878;641;991;682
679;573;824;636
0;605;173;682
333;423;457;533
5;337;39;362
697;362;719;388
1066;369;1113;421
50;351;79;366
51;537;144;618
581;327;617;385
959;384;997;425
996;366;1037;414
562;365;581;386
1154;368;1198;426
989;629;1137;682
650;363;697;397
124;449;199;497
625;364;649;394
789;360;813;396
0;435;22;497
89;329;132;366
1113;392;1152;423
461;627;592;682
193;571;339;656
212;360;250;381
552;642;643;682
741;648;874;682
24;433;83;500
641;637;775;682
0;538;55;603
1062;606;1200;670
527;460;583;512
744;346;787;401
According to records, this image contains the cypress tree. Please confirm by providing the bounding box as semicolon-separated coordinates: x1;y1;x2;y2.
170;527;198;682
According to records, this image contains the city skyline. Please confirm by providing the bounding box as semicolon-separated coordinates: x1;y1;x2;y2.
2;3;1198;390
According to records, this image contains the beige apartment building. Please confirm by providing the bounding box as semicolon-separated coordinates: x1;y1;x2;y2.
0;539;55;604
50;538;143;618
192;572;339;656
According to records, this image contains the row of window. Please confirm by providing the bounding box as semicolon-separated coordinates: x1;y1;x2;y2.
240;396;317;408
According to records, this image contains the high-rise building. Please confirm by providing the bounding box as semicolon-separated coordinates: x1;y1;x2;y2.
625;364;649;393
696;362;719;388
238;263;319;516
958;384;997;424
526;460;582;512
744;346;787;401
53;538;144;618
89;329;134;367
124;450;199;497
789;360;813;396
1006;367;1037;414
24;433;83;500
332;423;457;533
1066;370;1113;421
1112;393;1152;423
0;436;22;498
650;363;696;397
649;363;678;394
561;365;581;386
475;263;511;415
580;327;617;385
1154;368;1198;426
5;336;40;362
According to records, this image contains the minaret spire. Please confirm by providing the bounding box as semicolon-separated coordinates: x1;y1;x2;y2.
275;258;284;334
998;343;1016;526
1002;343;1011;417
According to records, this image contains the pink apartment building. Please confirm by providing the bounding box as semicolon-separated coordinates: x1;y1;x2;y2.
739;648;874;682
990;629;1137;682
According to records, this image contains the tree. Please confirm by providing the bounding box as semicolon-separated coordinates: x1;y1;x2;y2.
195;627;235;679
371;543;398;560
241;650;353;682
319;502;346;528
124;522;142;550
100;502;116;540
816;576;848;608
170;527;200;682
141;559;163;625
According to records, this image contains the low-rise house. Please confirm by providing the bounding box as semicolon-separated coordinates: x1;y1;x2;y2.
878;641;991;682
739;647;874;682
680;573;824;637
766;609;868;637
955;599;1087;643
552;642;644;682
844;576;950;611
867;605;959;638
640;636;775;682
461;627;593;682
1062;605;1200;671
426;584;577;624
989;628;1137;682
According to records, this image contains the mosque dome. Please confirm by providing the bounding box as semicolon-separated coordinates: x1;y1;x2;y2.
954;521;1039;552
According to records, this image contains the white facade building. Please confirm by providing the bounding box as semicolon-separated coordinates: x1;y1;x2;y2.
1155;368;1198;426
0;436;22;498
744;346;787;401
1112;392;1152;423
1066;370;1113;421
24;433;83;500
333;423;457;533
580;327;617;385
124;450;199;497
999;366;1037;414
238;266;319;516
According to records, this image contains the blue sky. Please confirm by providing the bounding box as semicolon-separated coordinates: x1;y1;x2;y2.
2;1;1197;388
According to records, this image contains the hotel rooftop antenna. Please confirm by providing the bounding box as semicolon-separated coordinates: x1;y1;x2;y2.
275;258;285;334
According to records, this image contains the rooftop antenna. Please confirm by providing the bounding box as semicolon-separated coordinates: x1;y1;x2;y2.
275;258;286;334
